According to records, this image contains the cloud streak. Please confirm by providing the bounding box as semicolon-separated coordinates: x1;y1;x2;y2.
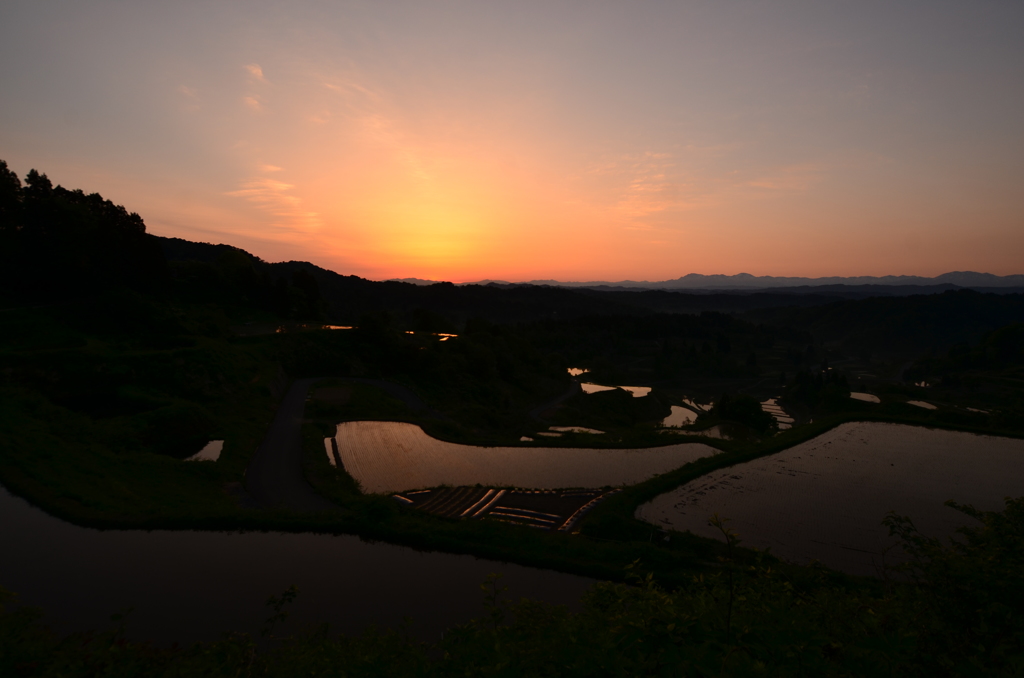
28;2;1012;280
226;171;320;235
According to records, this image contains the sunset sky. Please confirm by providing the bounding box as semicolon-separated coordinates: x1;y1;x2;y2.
2;2;1022;282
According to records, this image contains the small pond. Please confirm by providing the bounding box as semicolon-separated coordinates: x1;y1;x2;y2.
637;422;1024;575
0;486;594;645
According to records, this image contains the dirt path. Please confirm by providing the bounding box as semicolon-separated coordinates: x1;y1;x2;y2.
245;377;445;511
529;378;581;421
245;378;338;512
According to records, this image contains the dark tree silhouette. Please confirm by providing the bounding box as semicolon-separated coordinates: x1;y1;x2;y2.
0;160;21;231
0;160;168;300
709;393;776;433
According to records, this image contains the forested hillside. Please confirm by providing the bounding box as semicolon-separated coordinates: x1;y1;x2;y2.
3;161;1024;674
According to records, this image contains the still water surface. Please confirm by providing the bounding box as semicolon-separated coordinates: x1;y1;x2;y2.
660;406;698;427
580;383;652;397
639;422;1024;575
0;486;593;644
333;421;718;493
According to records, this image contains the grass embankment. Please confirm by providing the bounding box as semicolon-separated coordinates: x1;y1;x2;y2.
582;403;1024;545
0;333;284;528
290;380;706;586
4;359;1023;590
2;297;1021;588
5;343;1024;674
308;386;1017;584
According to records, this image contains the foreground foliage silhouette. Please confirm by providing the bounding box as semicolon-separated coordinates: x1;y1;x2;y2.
3;498;1023;676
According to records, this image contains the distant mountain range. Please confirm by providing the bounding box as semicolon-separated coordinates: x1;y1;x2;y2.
389;272;1024;290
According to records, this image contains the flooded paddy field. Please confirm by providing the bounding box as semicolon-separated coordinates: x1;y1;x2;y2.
393;487;614;531
660;424;739;440
332;421;719;494
760;399;793;429
184;440;223;462
661;405;698;427
0;485;593;645
638;422;1024;576
580;383;651;397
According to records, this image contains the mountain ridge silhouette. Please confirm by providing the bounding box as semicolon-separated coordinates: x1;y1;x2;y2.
389;271;1024;289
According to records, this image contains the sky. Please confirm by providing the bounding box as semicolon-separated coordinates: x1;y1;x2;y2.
1;1;1022;282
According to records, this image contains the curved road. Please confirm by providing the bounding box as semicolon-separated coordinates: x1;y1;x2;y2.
245;378;338;511
246;375;575;510
244;377;443;511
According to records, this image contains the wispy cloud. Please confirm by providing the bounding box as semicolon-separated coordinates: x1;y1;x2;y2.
589;150;709;220
226;173;320;235
177;84;201;112
585;144;826;227
324;80;380;102
244;63;267;83
243;96;263;112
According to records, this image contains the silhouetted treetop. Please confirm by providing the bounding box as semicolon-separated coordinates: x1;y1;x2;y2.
0;160;22;233
23;168;53;199
0;160;167;301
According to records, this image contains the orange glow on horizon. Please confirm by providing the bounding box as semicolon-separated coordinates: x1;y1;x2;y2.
5;3;1023;281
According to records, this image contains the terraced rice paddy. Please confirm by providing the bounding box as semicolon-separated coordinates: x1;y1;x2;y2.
0;486;593;644
393;487;616;531
580;383;652;397
661;406;698;427
531;427;605;438
760;398;794;430
637;422;1024;575
324;437;341;467
332;421;719;494
662;424;734;440
185;440;223;462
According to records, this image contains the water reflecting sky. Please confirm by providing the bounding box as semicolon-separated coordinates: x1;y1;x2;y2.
0;486;594;645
